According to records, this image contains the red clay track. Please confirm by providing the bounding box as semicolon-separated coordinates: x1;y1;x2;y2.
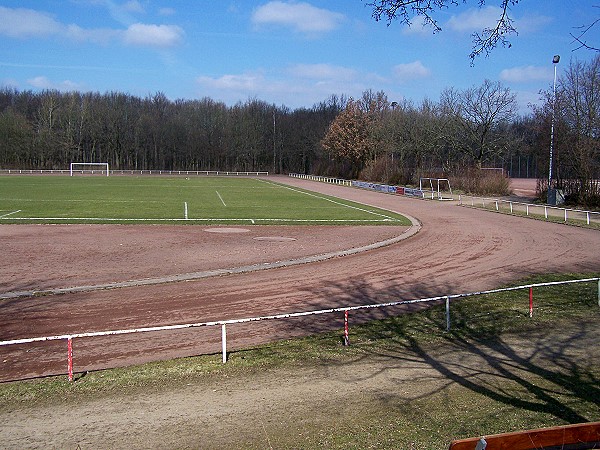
1;176;599;381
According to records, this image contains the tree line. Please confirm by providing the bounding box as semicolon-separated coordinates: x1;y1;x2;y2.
0;55;598;205
0;90;344;175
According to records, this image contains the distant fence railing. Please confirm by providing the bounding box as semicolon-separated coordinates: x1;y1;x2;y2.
288;174;600;226
1;278;598;382
457;195;600;225
0;169;269;176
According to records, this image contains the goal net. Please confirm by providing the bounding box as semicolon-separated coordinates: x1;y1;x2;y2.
70;162;110;177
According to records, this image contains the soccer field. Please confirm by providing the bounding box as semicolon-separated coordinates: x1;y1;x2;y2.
0;176;411;225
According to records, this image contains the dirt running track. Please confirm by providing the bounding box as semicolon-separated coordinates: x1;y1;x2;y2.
1;176;599;381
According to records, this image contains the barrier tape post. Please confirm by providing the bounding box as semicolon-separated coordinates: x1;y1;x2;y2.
529;287;534;318
343;310;349;346
221;324;227;363
445;296;451;331
67;337;73;382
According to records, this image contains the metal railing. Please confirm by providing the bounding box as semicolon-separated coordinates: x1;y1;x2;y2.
1;277;598;381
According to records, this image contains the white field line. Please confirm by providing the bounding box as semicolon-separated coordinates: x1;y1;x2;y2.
0;210;21;218
0;198;166;203
258;179;397;221
0;217;397;223
216;191;227;206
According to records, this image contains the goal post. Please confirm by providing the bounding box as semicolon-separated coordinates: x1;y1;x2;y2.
70;162;110;177
419;177;452;199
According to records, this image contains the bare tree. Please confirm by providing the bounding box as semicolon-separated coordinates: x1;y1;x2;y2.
554;55;600;205
441;79;517;167
570;6;600;52
365;0;518;62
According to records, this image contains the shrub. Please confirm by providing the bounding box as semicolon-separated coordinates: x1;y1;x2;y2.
450;168;511;196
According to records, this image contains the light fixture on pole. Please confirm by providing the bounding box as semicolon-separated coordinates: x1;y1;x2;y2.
548;54;560;189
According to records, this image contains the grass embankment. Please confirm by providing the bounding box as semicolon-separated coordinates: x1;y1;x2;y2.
1;273;599;448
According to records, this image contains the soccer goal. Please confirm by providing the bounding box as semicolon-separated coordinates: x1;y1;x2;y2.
419;177;452;200
70;162;110;177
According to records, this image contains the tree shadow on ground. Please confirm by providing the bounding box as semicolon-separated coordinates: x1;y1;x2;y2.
279;275;600;425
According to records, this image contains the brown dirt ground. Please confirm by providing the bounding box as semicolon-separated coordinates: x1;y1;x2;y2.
0;176;599;448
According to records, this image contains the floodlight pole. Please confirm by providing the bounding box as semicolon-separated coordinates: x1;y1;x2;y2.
548;55;560;188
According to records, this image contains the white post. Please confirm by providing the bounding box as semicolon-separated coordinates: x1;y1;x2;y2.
221;324;227;363
597;279;600;307
510;202;513;214
184;202;188;220
564;208;567;222
445;296;451;331
544;206;548;219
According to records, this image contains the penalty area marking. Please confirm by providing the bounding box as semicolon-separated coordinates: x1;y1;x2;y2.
216;191;227;207
258;179;397;221
0;210;21;218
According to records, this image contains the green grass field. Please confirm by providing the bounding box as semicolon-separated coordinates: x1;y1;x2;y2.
0;175;411;225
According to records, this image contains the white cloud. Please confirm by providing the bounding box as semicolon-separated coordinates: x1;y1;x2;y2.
123;23;184;47
65;24;119;44
197;73;265;91
196;63;397;108
27;76;84;91
158;7;176;16
0;6;184;49
500;65;552;83
446;6;550;36
123;0;145;14
0;6;62;38
287;63;357;81
252;1;345;35
447;6;502;33
393;61;431;81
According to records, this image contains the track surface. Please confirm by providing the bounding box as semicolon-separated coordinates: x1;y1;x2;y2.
1;176;599;381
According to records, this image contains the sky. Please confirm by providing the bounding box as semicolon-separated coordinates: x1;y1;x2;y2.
1;1;598;115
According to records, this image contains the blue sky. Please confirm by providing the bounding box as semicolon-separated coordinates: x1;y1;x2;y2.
1;1;598;114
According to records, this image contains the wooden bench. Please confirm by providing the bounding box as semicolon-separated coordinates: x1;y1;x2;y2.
449;421;600;450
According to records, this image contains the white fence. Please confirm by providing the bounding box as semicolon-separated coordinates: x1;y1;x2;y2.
1;278;598;381
458;195;600;226
288;174;600;226
0;169;268;176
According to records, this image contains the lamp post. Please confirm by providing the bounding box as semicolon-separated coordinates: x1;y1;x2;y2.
548;54;560;189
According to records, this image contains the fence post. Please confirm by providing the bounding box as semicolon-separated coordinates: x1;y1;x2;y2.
597;279;600;307
343;310;349;346
221;324;227;363
529;287;533;318
67;337;73;382
445;296;451;331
